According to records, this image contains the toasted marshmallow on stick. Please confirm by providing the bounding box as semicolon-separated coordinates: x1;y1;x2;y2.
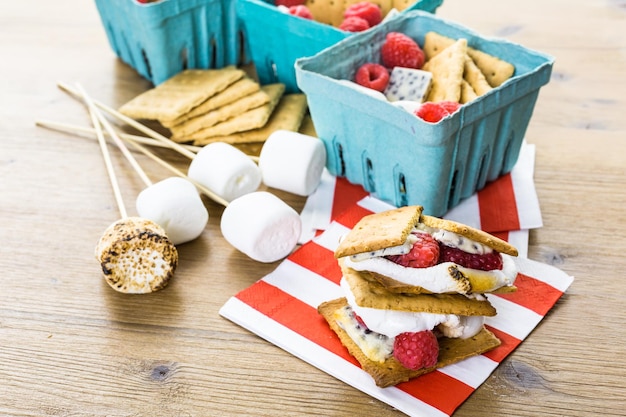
95;217;178;294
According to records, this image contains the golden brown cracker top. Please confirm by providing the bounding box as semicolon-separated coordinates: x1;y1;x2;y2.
118;67;245;122
342;263;497;316
423;31;515;88
420;215;518;256
162;76;261;128
317;297;501;387
334;205;423;258
422;38;467;103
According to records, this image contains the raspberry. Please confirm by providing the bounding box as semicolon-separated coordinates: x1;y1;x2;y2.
353;312;369;330
438;243;504;271
288;5;313;19
393;330;439;370
415;101;460;123
439;101;461;114
344;1;382;27
354;63;389;92
380;32;425;69
386;232;439;268
275;0;305;7
339;16;371;32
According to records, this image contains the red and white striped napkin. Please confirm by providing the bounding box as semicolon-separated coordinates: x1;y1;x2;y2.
220;207;574;416
220;141;574;415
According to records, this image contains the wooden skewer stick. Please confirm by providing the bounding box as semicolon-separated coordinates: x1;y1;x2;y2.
124;139;230;207
90;102;152;188
57;81;197;160
37;118;229;206
76;83;128;219
35;120;203;153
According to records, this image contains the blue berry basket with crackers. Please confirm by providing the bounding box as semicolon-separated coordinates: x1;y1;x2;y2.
94;0;248;85
295;10;554;216
236;0;444;93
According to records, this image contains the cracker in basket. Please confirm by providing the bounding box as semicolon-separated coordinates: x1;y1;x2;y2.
422;38;467;103
317;297;502;388
423;32;515;87
118;67;245;122
184;83;285;143
192;93;308;146
169;86;272;140
464;55;492;96
305;0;392;27
460;79;478;104
162;77;261;128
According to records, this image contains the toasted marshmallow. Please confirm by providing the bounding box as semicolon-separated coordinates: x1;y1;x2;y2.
188;142;262;203
259;130;326;196
136;177;208;245
220;191;301;263
95;217;178;294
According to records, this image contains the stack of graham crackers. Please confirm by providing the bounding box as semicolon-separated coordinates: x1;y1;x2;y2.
421;32;515;104
118;66;312;153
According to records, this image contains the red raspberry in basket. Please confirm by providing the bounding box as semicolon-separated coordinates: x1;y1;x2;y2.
381;32;425;69
339;16;371;32
393;330;439;370
275;0;306;7
344;1;382;27
438;100;461;114
438;243;504;271
386;232;439;268
415;101;460;123
288;5;313;19
354;63;390;92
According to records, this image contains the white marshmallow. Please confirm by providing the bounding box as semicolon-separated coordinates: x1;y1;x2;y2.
220;191;302;263
392;100;422;114
259;130;327;196
136;177;208;245
336;79;388;101
188;142;262;203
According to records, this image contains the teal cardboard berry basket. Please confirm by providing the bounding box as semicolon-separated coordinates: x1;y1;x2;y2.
236;0;443;93
94;0;247;85
295;10;554;216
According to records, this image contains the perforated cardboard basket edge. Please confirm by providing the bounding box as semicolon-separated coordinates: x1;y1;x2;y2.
236;0;444;93
94;0;246;85
295;10;554;216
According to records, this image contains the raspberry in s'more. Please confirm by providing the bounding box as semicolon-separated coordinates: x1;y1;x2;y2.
318;205;518;387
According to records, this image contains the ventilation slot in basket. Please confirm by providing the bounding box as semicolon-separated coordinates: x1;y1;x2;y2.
141;49;152;80
336;143;346;177
363;157;375;193
447;169;459;210
475;151;489;191
209;37;218;68
237;30;247;65
397;172;408;207
180;47;189;70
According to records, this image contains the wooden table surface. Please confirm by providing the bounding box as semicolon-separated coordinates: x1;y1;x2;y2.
2;0;625;415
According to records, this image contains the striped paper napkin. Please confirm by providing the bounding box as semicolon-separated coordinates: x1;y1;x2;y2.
220;198;574;416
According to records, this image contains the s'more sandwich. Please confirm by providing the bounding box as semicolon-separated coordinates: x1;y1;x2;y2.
318;205;519;387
